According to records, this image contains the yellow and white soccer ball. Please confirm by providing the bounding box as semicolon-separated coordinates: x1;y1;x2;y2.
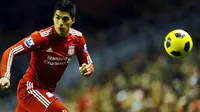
164;29;193;58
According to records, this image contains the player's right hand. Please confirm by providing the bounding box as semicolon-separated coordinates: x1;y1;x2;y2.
79;63;93;77
0;77;10;89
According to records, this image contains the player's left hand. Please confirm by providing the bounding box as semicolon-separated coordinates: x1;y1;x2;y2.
79;63;93;77
0;77;10;89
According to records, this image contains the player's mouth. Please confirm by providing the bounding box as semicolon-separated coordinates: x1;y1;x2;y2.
59;28;65;32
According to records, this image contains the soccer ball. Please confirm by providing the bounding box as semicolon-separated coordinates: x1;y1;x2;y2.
164;29;193;58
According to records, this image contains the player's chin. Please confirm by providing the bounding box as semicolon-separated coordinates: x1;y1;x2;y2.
57;31;65;36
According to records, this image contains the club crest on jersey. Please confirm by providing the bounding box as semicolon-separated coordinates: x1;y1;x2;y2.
24;37;35;48
68;45;75;55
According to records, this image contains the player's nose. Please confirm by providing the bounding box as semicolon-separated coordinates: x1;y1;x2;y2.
58;20;64;26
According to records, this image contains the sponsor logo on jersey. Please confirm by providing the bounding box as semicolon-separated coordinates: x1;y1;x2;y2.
44;56;70;66
24;37;35;48
68;45;75;55
83;44;88;52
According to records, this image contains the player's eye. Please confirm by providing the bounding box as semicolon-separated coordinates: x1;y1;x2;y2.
56;16;60;20
62;17;69;21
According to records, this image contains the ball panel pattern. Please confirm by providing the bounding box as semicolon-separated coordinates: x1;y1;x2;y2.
184;41;190;52
166;37;171;48
171;51;181;56
175;33;185;38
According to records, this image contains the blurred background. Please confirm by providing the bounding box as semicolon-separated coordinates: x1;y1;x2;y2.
1;0;200;112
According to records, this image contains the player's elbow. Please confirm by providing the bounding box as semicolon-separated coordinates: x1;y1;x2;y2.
3;47;12;57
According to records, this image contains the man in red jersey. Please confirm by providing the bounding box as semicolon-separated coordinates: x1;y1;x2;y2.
0;0;94;112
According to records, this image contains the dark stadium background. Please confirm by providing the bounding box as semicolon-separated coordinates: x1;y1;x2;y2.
1;0;200;111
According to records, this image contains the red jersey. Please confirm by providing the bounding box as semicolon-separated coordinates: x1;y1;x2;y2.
1;26;94;92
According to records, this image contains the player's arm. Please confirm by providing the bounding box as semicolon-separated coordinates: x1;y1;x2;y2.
0;31;47;89
76;35;94;77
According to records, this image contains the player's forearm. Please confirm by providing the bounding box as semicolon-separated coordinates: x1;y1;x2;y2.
1;45;25;78
1;47;13;79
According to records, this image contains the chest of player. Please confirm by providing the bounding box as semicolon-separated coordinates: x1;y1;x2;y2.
39;39;77;58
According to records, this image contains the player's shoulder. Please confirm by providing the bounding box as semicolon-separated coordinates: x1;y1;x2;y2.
38;26;54;37
68;28;86;45
30;26;53;38
69;28;83;37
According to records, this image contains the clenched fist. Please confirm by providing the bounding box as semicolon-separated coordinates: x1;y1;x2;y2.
0;77;10;89
79;63;94;77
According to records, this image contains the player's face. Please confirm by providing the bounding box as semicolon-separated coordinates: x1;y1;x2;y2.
53;10;75;37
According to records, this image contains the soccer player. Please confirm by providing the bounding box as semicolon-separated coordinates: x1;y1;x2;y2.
0;0;94;112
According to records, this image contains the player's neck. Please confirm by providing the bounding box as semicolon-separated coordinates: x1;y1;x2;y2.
53;26;69;38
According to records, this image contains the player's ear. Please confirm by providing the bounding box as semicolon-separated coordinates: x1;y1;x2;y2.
72;18;75;24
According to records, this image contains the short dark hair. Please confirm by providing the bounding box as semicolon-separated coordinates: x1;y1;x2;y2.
54;0;76;18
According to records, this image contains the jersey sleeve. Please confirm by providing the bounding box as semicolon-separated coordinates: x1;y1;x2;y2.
76;35;94;73
1;31;48;79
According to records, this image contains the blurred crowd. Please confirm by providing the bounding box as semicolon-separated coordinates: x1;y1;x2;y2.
63;50;200;112
58;1;200;112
